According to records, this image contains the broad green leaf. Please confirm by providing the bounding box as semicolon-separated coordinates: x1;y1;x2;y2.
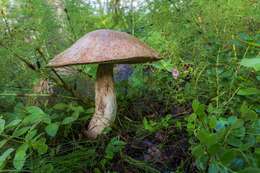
53;103;68;110
105;137;126;160
85;107;95;114
62;116;77;125
25;129;38;141
0;119;5;134
208;162;219;173
45;123;59;137
192;100;200;112
23;106;51;124
227;135;242;147
240;135;256;151
13;143;28;170
240;57;260;71
192;100;206;118
26;106;45;115
71;106;84;114
32;138;48;155
23;114;42;124
191;144;204;158
143;118;156;132
231;127;245;138
238;88;260;96
238;167;260;173
0;139;8;149
209;116;217;129
197;129;217;146
5;119;21;129
231;158;245;170
220;149;237;165
255;148;260;154
195;154;209;171
0;148;15;169
12;126;30;137
208;144;222;156
231;119;244;129
248;120;260;135
240;104;257;121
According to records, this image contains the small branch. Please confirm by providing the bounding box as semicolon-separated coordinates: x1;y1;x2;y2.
237;37;260;48
0;92;80;100
0;43;92;105
0;42;37;71
36;47;92;105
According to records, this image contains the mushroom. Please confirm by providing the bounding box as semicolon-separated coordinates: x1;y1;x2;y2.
48;29;161;138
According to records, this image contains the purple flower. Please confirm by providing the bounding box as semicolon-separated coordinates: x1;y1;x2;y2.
172;68;179;79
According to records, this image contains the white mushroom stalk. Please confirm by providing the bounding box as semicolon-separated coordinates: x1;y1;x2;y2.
86;64;116;138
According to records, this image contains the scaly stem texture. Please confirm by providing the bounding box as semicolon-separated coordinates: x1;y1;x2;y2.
86;64;117;138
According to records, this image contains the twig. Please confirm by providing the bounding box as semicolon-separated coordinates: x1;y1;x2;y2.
36;48;92;105
0;92;80;100
0;42;37;71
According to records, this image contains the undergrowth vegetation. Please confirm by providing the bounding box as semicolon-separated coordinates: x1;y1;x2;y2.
0;0;259;172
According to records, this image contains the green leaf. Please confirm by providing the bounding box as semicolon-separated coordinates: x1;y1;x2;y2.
220;149;237;165
192;100;200;112
105;137;126;160
240;104;257;121
227;135;242;147
209;116;217;129
192;100;206;118
23;106;51;124
197;129;217;146
0;119;5;134
45;123;59;137
208;162;219;173
0;139;8;149
191;144;204;159
232;128;245;138
12;126;30;137
0;148;15;169
85;107;95;114
5;119;21;129
208;144;222;156
53;103;68;110
26;106;45;115
248;120;260;135
231;119;244;129
238;167;260;173
240;57;260;71
143;118;157;132
62;116;77;125
32;138;48;155
238;88;260;96
71;105;84;114
240;135;256;151
23;114;42;124
13;143;28;170
25;129;38;141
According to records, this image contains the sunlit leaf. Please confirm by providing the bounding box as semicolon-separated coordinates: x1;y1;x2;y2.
0;119;5;134
45;123;59;137
13;143;28;170
0;148;15;169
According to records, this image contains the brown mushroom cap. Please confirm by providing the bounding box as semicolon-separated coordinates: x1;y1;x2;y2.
48;29;160;67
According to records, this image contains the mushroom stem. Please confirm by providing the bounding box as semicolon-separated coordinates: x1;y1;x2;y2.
86;64;117;138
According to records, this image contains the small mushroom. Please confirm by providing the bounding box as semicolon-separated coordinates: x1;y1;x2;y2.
48;29;161;138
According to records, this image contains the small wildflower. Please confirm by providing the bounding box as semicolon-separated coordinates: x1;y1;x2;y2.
172;68;179;79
